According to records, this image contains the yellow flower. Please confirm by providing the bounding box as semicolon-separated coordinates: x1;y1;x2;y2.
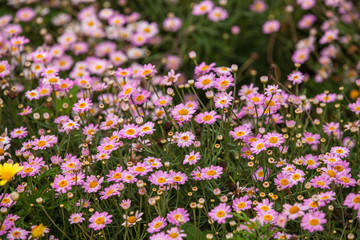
31;224;47;238
0;163;24;186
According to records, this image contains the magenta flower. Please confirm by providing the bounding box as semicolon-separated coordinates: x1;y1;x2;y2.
89;211;112;231
208;203;232;224
300;211;327;233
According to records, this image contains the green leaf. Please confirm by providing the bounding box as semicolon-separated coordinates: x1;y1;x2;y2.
182;222;206;240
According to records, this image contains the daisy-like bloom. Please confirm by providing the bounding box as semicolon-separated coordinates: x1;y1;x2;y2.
25;89;40;101
208;203;232;224
287;71;304;85
208;7;228;22
162;69;181;86
330;146;350;158
144;157;163;169
10;127;28;139
315;93;337;103
122;211;143;227
303;154;320;169
148;170;169;186
0;61;10;78
297;0;316;9
167;208;190;226
132;90;151;105
214;66;232;75
76;199;91;209
122;171;138;183
194;62;216;75
174;131;195;148
128;162;152;177
69;213;85;224
167;227;187;240
147;216;167;233
274;172;295;190
238;83;259;100
310;175;332;189
154;96;173;107
323;122;340;137
0;193;15;207
7;227;28;240
263;132;284;148
89;211;112;231
300;211;327;233
232;196;252;211
73;98;93;113
213;75;234;91
119;82;138;99
214;91;233;109
250;0;267;13
258;210;278;225
291;49;310;64
18;106;32;116
120;123;140;139
302;132;320;145
194;72;216;89
201;165;223;180
282;203;308;220
171;103;196;122
262;20;280;34
195;111;220;125
139;122;156;137
163;16;182;32
100;114;119;131
52;174;73;194
100;184;121;200
30;224;49;239
192;0;214;15
106;166;123;183
344;193;360;210
82;176;103;193
335;172;357;187
140;64;157;78
169;171;188;185
318;191;336;204
250;139;266;155
62;120;80;134
183;151;201;165
150;232;168;240
319;29;338;45
298;14;316;29
348;98;360;114
83;124;99;137
229;125;251;140
0;163;24;186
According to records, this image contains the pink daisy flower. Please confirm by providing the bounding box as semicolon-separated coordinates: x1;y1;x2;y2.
171;103;196;122
120;123;140;139
89;211;112;231
214;91;233;109
282;203;307;220
174;131;195;148
262;20;280;34
263;132;285;148
148;170;169;186
82;175;103;193
195;111;220;125
232;196;252;211
194;73;216;90
52;174;74;194
69;213;85;224
300;211;327;233
208;203;232;224
147;216;167;233
183;151;201;165
73;98;93;113
344;193;360;210
167;208;190;226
